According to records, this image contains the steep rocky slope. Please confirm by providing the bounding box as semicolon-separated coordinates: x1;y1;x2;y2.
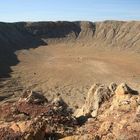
0;21;140;77
1;21;139;49
0;83;140;140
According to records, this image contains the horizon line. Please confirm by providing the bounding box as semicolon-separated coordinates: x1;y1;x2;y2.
0;19;140;24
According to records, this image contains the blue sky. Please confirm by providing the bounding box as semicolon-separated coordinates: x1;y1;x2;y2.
0;0;140;22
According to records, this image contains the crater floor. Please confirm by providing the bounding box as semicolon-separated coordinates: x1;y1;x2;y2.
9;43;140;107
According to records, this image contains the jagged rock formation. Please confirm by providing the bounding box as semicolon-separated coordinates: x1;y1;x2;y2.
75;83;139;118
75;83;140;140
74;83;114;118
0;90;77;139
0;83;140;139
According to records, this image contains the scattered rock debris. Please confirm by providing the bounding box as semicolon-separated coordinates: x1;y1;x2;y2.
0;83;140;140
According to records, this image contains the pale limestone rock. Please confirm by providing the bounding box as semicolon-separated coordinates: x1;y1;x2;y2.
112;83;138;110
75;83;112;117
115;83;132;96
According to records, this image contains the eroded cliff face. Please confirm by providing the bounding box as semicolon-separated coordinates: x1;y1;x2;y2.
0;21;140;52
0;20;140;85
21;21;140;51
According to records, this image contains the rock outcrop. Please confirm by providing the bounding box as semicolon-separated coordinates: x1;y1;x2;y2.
0;83;140;139
75;83;140;140
0;90;78;140
75;83;113;118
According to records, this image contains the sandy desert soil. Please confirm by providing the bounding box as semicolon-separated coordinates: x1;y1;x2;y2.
0;21;140;108
7;43;140;107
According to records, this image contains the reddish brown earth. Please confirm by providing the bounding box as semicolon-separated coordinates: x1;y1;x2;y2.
0;83;139;140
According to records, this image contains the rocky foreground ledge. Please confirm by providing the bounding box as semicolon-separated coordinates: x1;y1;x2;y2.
0;83;140;140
